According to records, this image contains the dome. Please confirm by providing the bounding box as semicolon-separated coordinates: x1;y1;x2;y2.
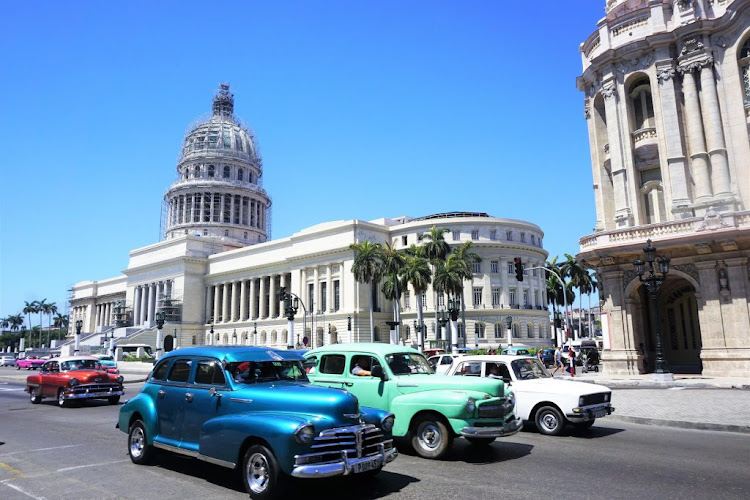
178;84;261;166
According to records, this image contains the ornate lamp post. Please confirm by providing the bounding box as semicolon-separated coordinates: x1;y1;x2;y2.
413;319;425;351
553;311;562;346
74;320;83;355
347;315;352;343
447;297;460;352
209;320;214;346
253;321;257;346
155;311;165;360
505;315;513;348
437;309;448;350
633;239;672;380
278;286;299;350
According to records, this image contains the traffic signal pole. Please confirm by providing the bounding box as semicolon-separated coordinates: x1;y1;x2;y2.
526;265;571;347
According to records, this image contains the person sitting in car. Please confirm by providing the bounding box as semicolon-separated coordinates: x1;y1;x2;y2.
351;356;372;376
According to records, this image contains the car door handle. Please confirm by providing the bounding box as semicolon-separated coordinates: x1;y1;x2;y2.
185;392;194;402
158;390;165;399
344;382;353;387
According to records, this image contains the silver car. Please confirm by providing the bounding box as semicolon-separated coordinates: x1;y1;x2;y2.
0;355;16;367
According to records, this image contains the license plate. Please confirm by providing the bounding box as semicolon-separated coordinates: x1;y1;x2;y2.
352;456;382;474
89;392;111;398
592;408;608;418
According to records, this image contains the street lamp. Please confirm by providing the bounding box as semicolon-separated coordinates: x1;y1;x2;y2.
413;319;426;351
633;239;672;380
447;297;460;352
437;309;448;349
74;320;83;355
278;286;299;349
347;315;352;343
155;311;165;360
209;320;214;346
505;315;513;348
253;321;257;346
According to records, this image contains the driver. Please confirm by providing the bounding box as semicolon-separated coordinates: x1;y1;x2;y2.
487;364;502;379
351;356;372;376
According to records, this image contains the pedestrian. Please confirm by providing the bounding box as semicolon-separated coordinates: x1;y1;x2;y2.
569;347;577;378
551;347;563;377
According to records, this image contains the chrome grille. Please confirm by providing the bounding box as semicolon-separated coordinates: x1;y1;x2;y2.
70;383;121;395
295;424;393;466
581;392;610;406
477;399;513;419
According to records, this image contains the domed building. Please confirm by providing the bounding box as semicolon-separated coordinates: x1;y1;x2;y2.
577;0;750;377
162;84;271;246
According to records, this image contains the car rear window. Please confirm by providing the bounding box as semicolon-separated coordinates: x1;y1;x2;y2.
167;360;192;383
194;360;226;386
320;355;346;374
151;360;169;380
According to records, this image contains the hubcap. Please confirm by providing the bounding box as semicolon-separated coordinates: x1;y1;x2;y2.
418;422;441;450
58;391;65;406
130;426;144;458
247;452;270;494
541;412;558;431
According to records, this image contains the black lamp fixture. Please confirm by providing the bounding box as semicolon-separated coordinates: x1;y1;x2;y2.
75;320;83;335
156;311;165;330
633;239;671;376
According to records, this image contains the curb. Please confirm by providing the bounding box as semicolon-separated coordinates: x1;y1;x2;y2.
609;415;750;434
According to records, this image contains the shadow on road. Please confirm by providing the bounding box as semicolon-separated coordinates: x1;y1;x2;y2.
394;437;533;464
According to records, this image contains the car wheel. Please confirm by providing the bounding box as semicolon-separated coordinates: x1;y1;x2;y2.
241;444;286;500
57;389;69;408
29;388;41;404
466;437;495;446
411;416;452;459
128;419;154;465
573;419;596;430
108;396;120;405
535;406;565;436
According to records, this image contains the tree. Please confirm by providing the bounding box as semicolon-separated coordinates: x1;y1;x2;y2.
399;252;432;350
350;240;383;342
451;241;481;347
0;317;8;331
380;240;406;340
23;301;37;346
36;299;47;348
561;254;587;340
9;314;24;331
419;226;451;344
43;301;57;347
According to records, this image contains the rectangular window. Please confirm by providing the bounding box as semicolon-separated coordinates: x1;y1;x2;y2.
195;360;226;385
494;324;503;338
458;323;464;338
474;323;485;339
520;232;526;243
506;230;513;241
402;235;408;246
473;287;482;306
334;280;340;311
491;260;498;273
403;291;410;310
452;230;460;241
471;230;479;240
321;282;327;312
507;261;514;274
490;230;497;241
509;290;516;306
167;359;192;383
523;290;529;306
531;234;536;245
308;283;315;311
320;355;346;375
472;261;481;273
437;293;445;307
492;288;500;307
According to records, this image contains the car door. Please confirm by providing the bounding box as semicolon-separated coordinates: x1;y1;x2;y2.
180;358;228;451
156;358;193;445
41;360;61;397
311;354;347;390
345;354;389;410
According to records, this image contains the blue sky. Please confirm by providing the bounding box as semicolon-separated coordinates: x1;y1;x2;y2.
0;0;606;321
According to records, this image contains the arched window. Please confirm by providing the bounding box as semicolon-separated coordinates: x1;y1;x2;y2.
208;165;215;178
738;38;750;104
193;165;201;178
494;324;503;338
223;166;231;178
512;324;519;338
238;168;243;181
475;323;485;339
629;78;655;131
526;324;532;338
271;330;277;344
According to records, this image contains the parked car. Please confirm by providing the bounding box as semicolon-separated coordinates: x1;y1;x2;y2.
118;346;397;500
16;356;46;370
445;355;614;435
94;354;119;374
500;346;532;356
426;353;463;374
304;343;521;460
25;356;125;407
422;348;446;358
0;355;16;367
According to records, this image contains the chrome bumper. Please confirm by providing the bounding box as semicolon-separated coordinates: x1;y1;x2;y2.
292;444;398;479
567;405;615;422
64;389;124;400
460;416;523;438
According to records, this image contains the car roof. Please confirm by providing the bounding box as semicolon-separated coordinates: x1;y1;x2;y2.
54;356;100;363
306;343;422;357
160;346;306;363
452;355;533;363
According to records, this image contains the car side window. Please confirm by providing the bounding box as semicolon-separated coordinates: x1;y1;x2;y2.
194;360;226;386
440;356;453;365
167;359;192;383
320;355;346;374
456;361;481;376
151;360;170;381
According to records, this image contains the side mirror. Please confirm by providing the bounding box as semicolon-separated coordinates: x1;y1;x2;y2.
502;376;512;384
371;365;386;380
208;387;222;398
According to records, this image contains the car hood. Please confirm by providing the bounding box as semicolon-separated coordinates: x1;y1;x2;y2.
232;381;362;425
394;374;506;398
63;370;120;383
510;377;610;396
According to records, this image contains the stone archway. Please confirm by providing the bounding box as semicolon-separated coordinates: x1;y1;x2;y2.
627;273;703;374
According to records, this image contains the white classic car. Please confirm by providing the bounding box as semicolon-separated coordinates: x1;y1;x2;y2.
426;354;464;374
445;355;614;435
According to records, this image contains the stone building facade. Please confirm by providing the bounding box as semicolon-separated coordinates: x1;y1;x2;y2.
577;0;750;376
69;87;551;353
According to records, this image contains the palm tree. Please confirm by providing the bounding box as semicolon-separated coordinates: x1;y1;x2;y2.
419;226;451;343
546;257;573;344
578;271;598;337
36;299;47;348
561;254;587;340
0;317;8;331
399;252;432;350
43;301;57;347
380;240;406;341
350;240;383;342
451;241;481;347
8;314;24;332
23;301;37;345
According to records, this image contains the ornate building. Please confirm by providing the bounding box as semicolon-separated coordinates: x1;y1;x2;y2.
69;86;551;355
577;0;750;376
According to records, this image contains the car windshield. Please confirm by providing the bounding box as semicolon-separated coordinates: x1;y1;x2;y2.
511;358;550;380
385;353;434;375
229;360;308;384
62;359;102;371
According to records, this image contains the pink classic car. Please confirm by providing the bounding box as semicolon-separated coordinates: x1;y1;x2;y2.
16;356;47;370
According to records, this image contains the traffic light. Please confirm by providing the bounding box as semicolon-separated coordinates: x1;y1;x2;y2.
347;316;352;331
514;258;524;282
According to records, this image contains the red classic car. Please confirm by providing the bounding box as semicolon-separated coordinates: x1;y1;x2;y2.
16;356;46;370
25;356;125;408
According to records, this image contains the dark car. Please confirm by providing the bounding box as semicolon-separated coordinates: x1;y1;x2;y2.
579;346;600;368
537;348;555;368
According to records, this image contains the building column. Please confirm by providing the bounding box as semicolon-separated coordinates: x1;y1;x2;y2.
140;285;148;324
326;265;333;312
240;280;248;321
601;82;633;225
678;65;712;203
205;286;213;324
313;267;320;313
250;278;258;320
259;277;267;319
148;283;157;324
698;63;732;199
213;285;221;323
269;275;277;318
220;283;229;323
232;281;240;321
133;287;141;326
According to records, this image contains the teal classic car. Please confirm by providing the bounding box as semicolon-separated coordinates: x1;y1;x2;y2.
118;346;397;499
304;343;522;460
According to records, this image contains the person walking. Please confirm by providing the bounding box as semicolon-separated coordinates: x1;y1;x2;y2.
551;347;563;377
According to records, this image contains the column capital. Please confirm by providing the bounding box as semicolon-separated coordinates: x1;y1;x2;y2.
676;56;713;75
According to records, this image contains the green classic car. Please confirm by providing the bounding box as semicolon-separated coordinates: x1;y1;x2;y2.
304;343;521;459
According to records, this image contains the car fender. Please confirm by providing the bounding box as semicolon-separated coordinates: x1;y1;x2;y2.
390;389;485;437
118;393;158;442
198;411;336;473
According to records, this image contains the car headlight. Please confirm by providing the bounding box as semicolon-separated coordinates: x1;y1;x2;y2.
507;390;516;407
604;393;610;402
117;375;124;384
579;396;585;407
294;423;315;444
465;397;476;413
381;413;395;432
69;378;79;387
